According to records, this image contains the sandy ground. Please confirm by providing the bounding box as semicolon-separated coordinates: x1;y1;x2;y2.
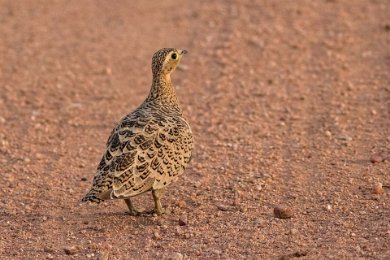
0;0;389;259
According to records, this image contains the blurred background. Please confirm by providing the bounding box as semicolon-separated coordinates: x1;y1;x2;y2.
0;0;389;258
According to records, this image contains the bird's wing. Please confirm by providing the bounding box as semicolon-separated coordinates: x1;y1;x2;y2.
111;114;193;197
150;117;193;190
112;112;192;198
83;111;193;201
83;112;154;200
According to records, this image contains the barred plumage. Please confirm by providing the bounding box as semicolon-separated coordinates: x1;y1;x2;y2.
82;48;193;215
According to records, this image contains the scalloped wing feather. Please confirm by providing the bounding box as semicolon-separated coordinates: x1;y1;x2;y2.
82;109;193;203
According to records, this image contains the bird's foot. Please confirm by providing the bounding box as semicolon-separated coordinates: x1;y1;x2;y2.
127;208;142;216
124;198;143;216
144;207;165;216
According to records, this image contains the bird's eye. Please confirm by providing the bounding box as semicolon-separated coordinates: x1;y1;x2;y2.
171;53;177;59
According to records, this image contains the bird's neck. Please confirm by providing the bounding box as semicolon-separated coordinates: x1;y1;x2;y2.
147;73;180;110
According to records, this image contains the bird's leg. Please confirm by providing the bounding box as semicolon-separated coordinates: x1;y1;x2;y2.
124;198;141;216
152;188;166;215
142;188;166;215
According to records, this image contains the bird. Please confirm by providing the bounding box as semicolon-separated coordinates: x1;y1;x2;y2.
81;48;193;215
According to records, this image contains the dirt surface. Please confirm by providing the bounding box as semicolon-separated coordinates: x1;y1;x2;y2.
0;0;389;259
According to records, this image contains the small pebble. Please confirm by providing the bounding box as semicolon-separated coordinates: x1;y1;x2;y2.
372;183;384;195
255;218;266;226
178;215;188;226
98;251;109;260
177;200;187;209
169;252;184;260
153;231;161;240
64;246;77;255
105;67;112;75
193;181;201;188
290;228;298;235
325;130;332;137
211;249;222;255
274;205;294;219
370;153;384;163
338;135;352;142
81;177;88;181
239;206;247;213
44;247;54;253
217;204;230;211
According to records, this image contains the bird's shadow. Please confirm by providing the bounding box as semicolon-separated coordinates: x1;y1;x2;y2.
78;207;180;228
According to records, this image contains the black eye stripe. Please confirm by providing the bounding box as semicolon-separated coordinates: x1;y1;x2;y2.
171;53;177;59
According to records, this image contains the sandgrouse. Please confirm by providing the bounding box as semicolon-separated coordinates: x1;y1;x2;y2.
82;48;193;215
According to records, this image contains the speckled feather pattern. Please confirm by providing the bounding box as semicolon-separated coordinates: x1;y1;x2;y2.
82;48;193;204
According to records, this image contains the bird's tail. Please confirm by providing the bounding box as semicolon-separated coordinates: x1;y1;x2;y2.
81;192;104;204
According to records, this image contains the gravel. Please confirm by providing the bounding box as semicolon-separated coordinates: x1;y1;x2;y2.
274;206;294;219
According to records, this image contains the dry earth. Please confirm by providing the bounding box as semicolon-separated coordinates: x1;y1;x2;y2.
0;0;389;259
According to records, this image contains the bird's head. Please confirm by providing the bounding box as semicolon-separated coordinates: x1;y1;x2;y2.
151;48;187;77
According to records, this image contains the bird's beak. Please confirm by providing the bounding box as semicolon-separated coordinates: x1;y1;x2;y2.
180;50;188;55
